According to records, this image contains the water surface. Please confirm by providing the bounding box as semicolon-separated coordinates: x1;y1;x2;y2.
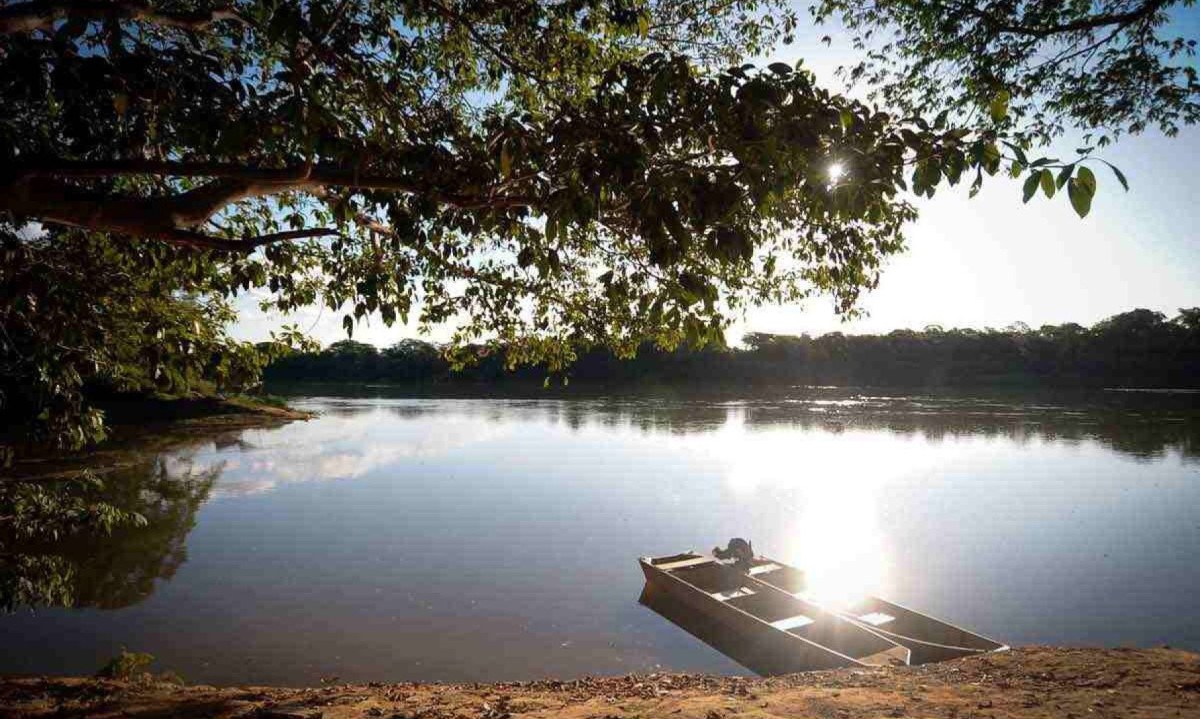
2;388;1198;684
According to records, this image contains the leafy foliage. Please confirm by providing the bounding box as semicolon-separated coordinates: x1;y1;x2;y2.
0;229;311;457
813;0;1200;145
96;649;156;680
0;0;1158;452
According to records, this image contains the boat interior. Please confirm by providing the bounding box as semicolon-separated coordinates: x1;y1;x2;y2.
648;553;908;665
832;596;1003;651
744;560;1006;654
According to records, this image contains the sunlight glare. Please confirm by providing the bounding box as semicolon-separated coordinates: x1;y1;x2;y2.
827;161;846;184
697;414;950;607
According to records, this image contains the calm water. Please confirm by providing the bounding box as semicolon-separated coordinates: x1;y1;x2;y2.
2;388;1198;684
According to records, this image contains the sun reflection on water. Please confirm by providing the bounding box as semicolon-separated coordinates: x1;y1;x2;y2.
782;475;888;607
703;410;947;607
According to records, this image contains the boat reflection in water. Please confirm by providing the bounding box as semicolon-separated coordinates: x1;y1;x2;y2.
638;550;1007;676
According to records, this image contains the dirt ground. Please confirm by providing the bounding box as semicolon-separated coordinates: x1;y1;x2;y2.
1;647;1196;719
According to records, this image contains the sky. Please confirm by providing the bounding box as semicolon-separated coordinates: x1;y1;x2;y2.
231;7;1200;347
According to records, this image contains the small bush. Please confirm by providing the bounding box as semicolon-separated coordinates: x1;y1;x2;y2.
96;648;155;680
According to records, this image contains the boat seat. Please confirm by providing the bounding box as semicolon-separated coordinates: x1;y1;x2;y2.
655;555;716;571
710;587;756;601
770;614;814;631
858;612;896;626
748;562;782;576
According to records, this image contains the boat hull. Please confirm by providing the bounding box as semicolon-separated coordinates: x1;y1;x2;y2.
741;559;1009;665
639;557;907;674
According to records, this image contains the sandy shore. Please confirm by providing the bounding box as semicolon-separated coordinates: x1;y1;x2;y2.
1;647;1196;719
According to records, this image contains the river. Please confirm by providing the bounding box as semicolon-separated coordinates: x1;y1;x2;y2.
2;387;1197;684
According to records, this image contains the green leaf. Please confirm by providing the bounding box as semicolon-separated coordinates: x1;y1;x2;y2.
1076;165;1097;196
911;165;925;194
982;142;1002;174
839;108;853;132
499;142;512;178
517;246;535;269
1104;162;1129;191
988;89;1010;123
636;14;650;37
1039;169;1055;198
1022;173;1040;203
1002;141;1028;166
944;151;964;184
1067;178;1093;218
1056;163;1074;189
924;162;942;188
768;62;792;75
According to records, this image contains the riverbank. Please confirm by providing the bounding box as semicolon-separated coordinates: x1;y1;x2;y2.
93;393;314;429
1;647;1196;719
2;395;312;490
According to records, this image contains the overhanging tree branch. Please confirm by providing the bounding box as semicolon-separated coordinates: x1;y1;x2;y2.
0;0;249;35
1;176;343;252
939;0;1171;39
2;156;542;250
164;228;343;252
10;158;539;210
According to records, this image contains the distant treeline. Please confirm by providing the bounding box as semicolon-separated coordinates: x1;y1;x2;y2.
264;308;1200;388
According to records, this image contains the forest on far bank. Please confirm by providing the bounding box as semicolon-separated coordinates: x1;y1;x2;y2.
264;308;1200;389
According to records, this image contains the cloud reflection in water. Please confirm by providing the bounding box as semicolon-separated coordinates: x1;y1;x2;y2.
189;398;984;607
198;406;517;497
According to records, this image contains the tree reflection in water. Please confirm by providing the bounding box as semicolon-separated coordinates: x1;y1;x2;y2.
1;449;221;613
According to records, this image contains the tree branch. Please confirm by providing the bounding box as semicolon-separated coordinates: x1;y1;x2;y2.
423;0;549;91
1;176;339;252
11;158;538;210
2;157;540;249
163;227;342;252
941;0;1171;39
0;0;248;35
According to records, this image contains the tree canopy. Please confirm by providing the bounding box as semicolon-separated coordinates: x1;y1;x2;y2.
813;0;1199;146
1;0;1194;453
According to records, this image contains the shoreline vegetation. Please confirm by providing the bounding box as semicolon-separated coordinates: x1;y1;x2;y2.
94;393;315;429
0;647;1196;719
264;308;1200;391
1;393;312;469
5;307;1196;459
